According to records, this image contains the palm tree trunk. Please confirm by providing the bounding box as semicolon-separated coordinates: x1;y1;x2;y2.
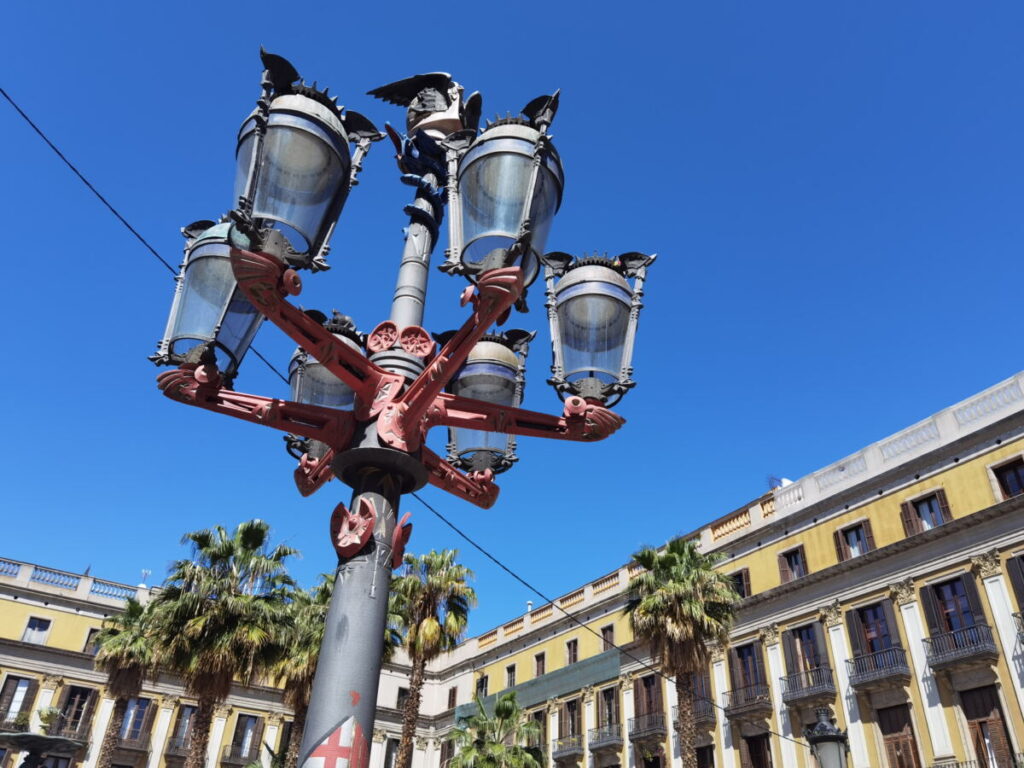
285;704;307;768
186;697;215;768
395;657;426;768
95;696;128;768
675;672;696;768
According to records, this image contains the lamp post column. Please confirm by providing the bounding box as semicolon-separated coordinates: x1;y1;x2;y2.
298;472;401;768
389;170;441;329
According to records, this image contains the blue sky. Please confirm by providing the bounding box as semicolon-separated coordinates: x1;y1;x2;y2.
3;2;1023;633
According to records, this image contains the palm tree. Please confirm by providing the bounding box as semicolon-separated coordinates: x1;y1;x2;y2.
449;692;542;768
392;549;476;768
627;537;737;768
93;598;156;768
272;576;405;768
150;519;297;768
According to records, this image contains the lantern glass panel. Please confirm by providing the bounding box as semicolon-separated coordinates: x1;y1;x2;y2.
451;361;518;458
251;113;349;253
233;121;257;207
556;280;632;383
459;137;561;283
216;291;263;371
294;361;356;410
169;245;234;353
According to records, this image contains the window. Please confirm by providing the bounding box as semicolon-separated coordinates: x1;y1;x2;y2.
56;686;95;736
439;739;455;768
790;624;823;671
856;603;894;653
731;569;751;598
476;675;488;697
119;698;150;741
560;698;581;737
530;710;547;750
834;521;875;561
778;547;807;583
170;704;196;749
231;714;262;758
598;686;619;726
506;665;516;689
0;677;34;726
994;459;1024;499
83;628;101;656
901;491;952;536
601;625;615;651
447;687;457;710
535;652;546;677
384;738;399;768
732;643;765;687
634;674;662;715
933;579;976;632
696;745;715;768
396;688;409;710
21;617;51;645
565;639;578;665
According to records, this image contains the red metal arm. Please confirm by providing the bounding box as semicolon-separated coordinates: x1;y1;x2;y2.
422;447;499;509
426;393;625;442
376;267;525;452
230;248;405;419
157;367;355;450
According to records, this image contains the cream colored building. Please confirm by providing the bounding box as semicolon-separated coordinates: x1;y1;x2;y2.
4;373;1024;768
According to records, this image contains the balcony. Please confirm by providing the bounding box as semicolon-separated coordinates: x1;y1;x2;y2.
221;744;261;766
628;713;667;742
0;720;29;733
723;684;772;720
116;733;152;753
924;624;998;672
48;720;93;741
672;701;715;729
847;647;912;691
588;723;623;753
551;734;583;762
166;736;191;757
781;667;836;707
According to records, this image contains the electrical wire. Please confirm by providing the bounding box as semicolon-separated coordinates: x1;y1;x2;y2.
411;490;811;751
0;85;289;385
3;79;809;752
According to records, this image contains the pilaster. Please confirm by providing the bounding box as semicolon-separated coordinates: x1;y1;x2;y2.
972;552;1024;727
208;706;233;768
710;657;735;768
820;602;869;767
146;697;178;768
760;625;795;768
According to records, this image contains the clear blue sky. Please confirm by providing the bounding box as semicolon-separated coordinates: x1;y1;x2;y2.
3;2;1023;634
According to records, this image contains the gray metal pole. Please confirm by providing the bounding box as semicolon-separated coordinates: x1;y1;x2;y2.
298;471;400;768
388;172;439;329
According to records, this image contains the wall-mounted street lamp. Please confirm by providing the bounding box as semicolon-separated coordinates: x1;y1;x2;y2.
805;708;849;768
152;52;653;768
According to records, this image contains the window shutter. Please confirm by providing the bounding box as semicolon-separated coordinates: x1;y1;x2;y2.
919;586;942;636
632;679;644;716
961;575;985;622
782;631;797;676
935;488;953;523
833;530;848;563
899;502;918;537
738;736;753;768
862;520;876;552
796;546;808;576
741;569;751;597
845;610;865;657
81;689;98;734
727;649;740;690
558;703;566;738
1006;556;1024;610
812;622;829;669
250;717;265;756
652;678;663;712
0;679;19;720
51;685;71;732
139;699;157;739
778;553;792;584
754;644;767;686
231;716;247;747
881;599;901;648
20;679;39;719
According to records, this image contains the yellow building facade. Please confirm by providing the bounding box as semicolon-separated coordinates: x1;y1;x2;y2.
4;373;1024;768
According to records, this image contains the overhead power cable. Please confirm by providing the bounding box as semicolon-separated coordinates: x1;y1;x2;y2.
0;85;288;385
411;491;811;751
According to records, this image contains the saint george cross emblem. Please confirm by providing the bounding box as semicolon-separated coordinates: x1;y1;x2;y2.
303;718;369;768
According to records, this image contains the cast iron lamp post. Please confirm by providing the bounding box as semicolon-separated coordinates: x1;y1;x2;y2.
152;51;654;768
805;708;850;768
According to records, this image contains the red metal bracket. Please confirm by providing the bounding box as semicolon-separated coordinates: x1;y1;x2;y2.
295;448;337;497
331;497;377;559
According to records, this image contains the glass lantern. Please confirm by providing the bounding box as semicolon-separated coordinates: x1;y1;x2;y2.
542;252;655;406
445;121;564;286
152;220;264;382
234;52;354;264
287;312;365;460
805;709;849;768
444;331;532;474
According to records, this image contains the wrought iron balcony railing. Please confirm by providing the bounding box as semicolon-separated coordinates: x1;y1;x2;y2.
166;736;191;757
723;683;772;719
924;624;998;671
551;734;584;761
221;744;261;765
1015;612;1024;646
47;718;93;740
846;646;912;689
0;720;29;733
671;701;715;727
117;733;152;752
588;723;623;751
781;666;836;706
628;713;667;741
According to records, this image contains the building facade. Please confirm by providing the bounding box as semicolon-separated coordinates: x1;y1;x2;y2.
4;373;1024;768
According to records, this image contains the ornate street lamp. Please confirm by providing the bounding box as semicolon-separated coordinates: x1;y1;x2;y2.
441;94;564;290
151;220;263;382
805;708;849;768
442;330;534;474
542;251;656;405
154;56;652;768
